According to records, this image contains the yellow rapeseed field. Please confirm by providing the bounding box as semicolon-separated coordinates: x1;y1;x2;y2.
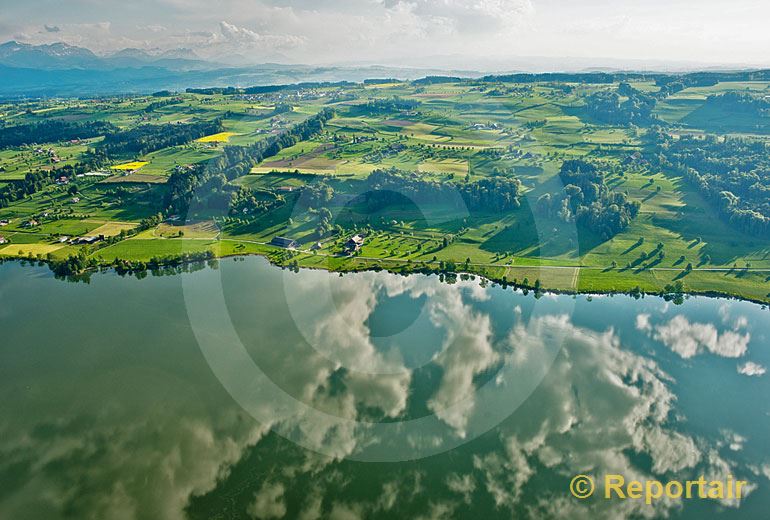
197;132;238;143
111;161;149;171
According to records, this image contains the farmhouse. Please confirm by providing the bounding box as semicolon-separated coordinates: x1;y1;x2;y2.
469;122;501;131
0;236;6;244
622;151;647;165
270;236;299;249
22;219;39;228
344;234;365;253
71;235;104;245
0;219;9;226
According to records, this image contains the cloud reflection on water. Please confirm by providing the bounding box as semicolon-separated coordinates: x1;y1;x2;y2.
0;262;766;519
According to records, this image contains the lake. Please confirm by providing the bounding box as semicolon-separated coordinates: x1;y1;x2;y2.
0;257;768;519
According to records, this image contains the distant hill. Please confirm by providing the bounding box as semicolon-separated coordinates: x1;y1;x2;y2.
104;47;210;70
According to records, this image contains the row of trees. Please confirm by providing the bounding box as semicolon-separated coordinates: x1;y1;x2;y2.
0;120;117;148
185;81;355;96
704;92;770;114
164;108;335;215
99;119;224;157
584;85;657;126
143;97;183;113
365;168;522;212
0;152;109;208
354;97;421;115
48;252;98;276
655;134;770;237
47;249;217;277
653;75;718;98
537;160;640;239
0;170;55;207
229;188;283;217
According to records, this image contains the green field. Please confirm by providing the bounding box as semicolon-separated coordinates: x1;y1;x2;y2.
1;78;769;302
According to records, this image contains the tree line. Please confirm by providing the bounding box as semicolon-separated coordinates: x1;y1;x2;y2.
164;108;335;215
354;97;421;115
185;81;355;96
99;119;224;157
481;70;770;88
537;159;640;239
704;92;770;115
655;134;770;238
584;84;657;126
365;168;522;212
143;97;183;113
0;120;117;149
0;154;108;208
0;170;55;208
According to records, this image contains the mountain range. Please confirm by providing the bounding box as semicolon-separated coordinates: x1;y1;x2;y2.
0;41;212;71
6;40;754;99
0;41;479;98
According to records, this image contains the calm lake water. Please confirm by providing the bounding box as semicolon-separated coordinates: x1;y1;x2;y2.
0;257;768;519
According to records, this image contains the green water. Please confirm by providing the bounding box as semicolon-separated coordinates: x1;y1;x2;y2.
0;257;768;519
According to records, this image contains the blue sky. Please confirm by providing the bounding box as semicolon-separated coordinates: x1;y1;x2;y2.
1;0;768;68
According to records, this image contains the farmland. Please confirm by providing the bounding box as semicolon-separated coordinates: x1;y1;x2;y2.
1;75;770;303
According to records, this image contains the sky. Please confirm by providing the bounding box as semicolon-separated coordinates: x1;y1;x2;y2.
1;0;769;69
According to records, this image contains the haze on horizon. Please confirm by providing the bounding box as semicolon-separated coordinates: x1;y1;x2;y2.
1;0;769;71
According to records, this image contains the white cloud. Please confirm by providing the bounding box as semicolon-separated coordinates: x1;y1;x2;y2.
0;267;758;520
284;271;506;439
328;502;364;520
473;436;534;508
649;315;750;359
702;450;756;508
218;21;304;49
2;0;770;66
718;430;747;452
470;315;700;517
445;473;475;504
137;24;168;33
391;0;534;32
635;313;651;332
427;294;500;437
414;501;456;520
0;407;269;520
719;304;750;331
247;482;287;519
737;361;766;377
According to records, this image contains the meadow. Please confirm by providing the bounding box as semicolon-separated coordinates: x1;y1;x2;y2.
1;77;769;302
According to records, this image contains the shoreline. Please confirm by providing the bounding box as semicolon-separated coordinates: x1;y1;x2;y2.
3;247;769;308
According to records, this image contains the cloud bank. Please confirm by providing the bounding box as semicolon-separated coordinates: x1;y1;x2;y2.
2;0;770;67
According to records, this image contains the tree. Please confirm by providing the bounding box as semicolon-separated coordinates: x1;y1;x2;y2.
537;160;640;237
